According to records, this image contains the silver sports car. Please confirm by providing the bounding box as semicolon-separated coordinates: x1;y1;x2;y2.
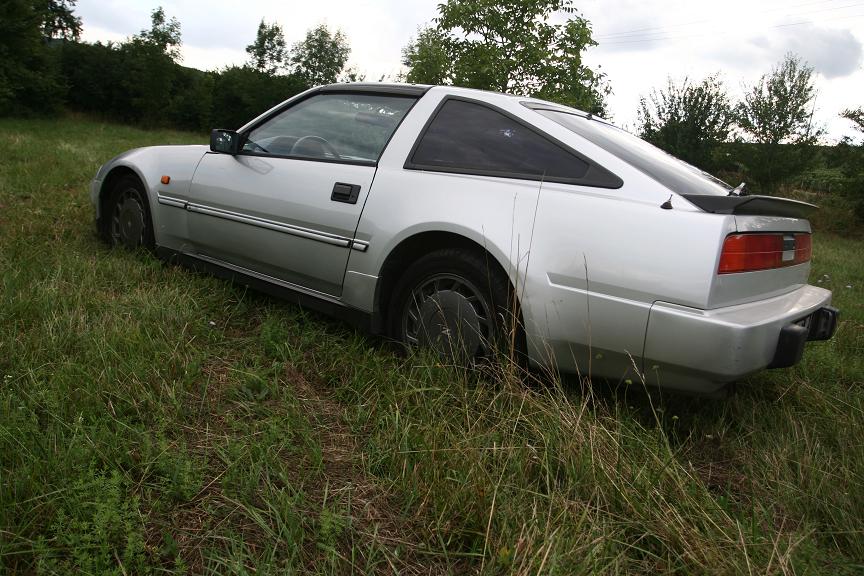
91;83;838;394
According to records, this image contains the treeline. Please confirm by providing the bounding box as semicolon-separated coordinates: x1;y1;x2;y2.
1;3;352;131
56;40;306;131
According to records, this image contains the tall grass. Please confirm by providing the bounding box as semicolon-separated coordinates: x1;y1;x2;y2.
1;117;862;574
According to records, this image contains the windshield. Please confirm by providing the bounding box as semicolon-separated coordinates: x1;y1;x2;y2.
535;109;733;197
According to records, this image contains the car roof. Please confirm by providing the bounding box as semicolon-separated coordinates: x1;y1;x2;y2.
319;83;432;97
318;82;598;119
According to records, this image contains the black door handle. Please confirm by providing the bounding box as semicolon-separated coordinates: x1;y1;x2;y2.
331;182;361;204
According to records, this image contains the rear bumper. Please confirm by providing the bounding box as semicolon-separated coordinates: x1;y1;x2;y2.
644;285;835;393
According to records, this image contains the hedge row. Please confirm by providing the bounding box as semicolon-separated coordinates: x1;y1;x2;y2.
13;39;308;132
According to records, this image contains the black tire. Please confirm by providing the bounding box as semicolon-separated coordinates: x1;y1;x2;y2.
105;175;154;250
387;248;525;364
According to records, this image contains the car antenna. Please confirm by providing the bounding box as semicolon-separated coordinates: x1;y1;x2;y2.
661;195;673;210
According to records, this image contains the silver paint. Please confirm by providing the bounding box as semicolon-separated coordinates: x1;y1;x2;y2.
91;84;834;393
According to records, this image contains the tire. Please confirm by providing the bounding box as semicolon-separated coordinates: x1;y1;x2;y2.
387;248;524;364
105;175;154;250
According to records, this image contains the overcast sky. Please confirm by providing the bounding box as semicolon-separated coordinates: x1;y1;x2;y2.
77;0;864;140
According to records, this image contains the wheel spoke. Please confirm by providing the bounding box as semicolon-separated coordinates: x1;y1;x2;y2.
400;270;504;361
407;308;419;324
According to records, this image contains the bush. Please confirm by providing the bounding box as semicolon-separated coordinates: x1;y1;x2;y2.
211;66;306;130
0;1;66;116
51;40;307;131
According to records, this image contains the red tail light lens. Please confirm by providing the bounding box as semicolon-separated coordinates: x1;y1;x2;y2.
795;233;812;264
718;233;811;274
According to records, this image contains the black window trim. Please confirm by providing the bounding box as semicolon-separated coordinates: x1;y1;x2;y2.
234;87;425;168
403;95;623;189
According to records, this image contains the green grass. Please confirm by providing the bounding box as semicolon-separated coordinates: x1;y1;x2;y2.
1;116;862;574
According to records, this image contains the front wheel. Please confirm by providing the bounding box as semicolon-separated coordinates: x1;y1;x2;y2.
387;248;524;364
106;175;154;250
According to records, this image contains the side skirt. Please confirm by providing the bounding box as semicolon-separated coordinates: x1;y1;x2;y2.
155;246;374;332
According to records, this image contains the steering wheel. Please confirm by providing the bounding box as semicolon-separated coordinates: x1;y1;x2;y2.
290;135;341;159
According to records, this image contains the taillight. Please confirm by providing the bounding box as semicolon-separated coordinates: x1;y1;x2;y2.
718;233;811;274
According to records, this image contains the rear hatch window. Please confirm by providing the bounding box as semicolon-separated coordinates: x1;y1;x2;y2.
533;108;733;197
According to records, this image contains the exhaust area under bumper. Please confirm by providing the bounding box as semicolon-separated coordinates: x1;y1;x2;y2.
768;306;839;369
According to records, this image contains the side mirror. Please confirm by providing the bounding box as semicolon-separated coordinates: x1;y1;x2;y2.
210;129;240;154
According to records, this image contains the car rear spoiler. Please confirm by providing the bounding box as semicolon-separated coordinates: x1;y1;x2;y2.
680;194;817;219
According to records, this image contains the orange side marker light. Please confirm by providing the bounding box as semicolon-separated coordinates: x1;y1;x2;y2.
160;175;171;185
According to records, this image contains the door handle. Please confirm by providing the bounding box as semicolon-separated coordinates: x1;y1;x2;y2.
331;182;361;204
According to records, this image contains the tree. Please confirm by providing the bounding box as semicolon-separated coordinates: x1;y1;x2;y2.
289;25;350;87
246;19;287;75
39;0;81;40
0;0;65;115
842;107;864;136
339;66;365;83
133;6;182;62
637;74;734;170
402;27;452;85
838;107;864;221
120;7;183;122
402;0;608;114
735;54;821;190
737;54;818;146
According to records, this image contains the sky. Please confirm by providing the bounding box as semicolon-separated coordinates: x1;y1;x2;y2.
76;0;864;141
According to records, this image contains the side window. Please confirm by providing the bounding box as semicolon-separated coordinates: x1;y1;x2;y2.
244;93;416;163
408;99;591;181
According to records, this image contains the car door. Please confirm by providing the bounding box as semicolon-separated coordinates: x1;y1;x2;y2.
186;91;417;297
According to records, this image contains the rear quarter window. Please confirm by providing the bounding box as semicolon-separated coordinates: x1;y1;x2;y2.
406;98;622;188
534;108;732;197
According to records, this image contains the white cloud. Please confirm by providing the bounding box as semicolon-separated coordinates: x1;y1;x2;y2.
763;24;861;79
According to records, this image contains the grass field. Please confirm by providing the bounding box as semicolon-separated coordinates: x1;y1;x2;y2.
1;117;862;575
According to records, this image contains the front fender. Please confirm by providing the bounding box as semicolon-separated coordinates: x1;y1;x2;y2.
93;145;209;244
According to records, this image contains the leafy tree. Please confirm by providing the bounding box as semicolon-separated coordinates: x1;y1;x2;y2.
39;0;81;40
637;74;734;170
842;107;864;136
289;25;350;87
837;107;864;221
402;0;608;114
168;66;214;131
737;54;819;146
132;6;182;62
402;27;452;85
120;7;183;122
735;54;821;191
339;66;365;83
0;0;65;115
246;19;287;75
211;66;306;128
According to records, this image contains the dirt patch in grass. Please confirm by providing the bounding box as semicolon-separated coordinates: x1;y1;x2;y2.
685;436;749;498
286;364;456;575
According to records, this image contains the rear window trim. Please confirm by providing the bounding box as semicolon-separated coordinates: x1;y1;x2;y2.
403;95;623;189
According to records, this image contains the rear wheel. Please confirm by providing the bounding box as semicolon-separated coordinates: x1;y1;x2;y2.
106;175;154;250
388;248;524;364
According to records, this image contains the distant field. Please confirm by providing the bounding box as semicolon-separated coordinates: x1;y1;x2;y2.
1;117;862;574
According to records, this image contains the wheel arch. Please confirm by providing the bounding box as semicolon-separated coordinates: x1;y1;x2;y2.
97;165;152;241
372;230;521;334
